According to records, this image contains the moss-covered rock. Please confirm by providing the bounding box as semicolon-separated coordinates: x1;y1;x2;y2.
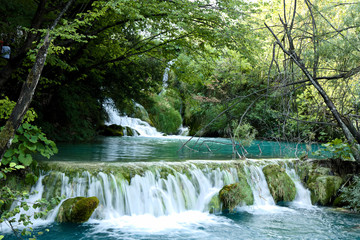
262;164;296;203
219;182;254;212
297;161;344;206
307;175;343;205
56;196;99;223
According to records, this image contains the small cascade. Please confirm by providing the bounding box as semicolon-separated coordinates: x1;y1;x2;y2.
177;125;189;136
104;99;163;137
285;165;312;208
244;164;276;206
159;60;174;95
0;176;47;232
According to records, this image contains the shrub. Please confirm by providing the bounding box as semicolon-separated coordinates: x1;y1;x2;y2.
341;175;360;212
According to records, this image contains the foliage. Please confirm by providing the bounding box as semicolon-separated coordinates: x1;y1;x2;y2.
0;96;37;124
313;138;352;160
0;97;58;166
147;94;182;135
1;123;58;166
0;163;62;239
341;175;360;212
233;122;257;148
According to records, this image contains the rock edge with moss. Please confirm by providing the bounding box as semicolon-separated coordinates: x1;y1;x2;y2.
56;196;99;223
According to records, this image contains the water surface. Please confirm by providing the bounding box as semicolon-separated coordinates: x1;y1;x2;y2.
52;136;322;162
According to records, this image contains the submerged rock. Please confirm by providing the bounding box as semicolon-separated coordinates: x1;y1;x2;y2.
262;164;296;203
56;196;99;223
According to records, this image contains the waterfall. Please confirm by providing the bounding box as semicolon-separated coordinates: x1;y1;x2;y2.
1;160;314;234
104;99;163;137
159;60;174;96
244;164;276;206
285;165;312;208
42;165;238;219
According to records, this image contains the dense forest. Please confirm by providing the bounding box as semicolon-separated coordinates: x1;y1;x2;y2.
0;0;360;160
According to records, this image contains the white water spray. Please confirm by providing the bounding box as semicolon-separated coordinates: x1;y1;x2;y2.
104;99;163;137
285;165;313;208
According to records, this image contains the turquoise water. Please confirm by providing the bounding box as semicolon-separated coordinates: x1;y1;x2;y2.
4;206;360;239
52;136;322;162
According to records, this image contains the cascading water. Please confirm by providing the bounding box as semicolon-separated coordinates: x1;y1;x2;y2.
285;164;312;208
42;165;238;219
244;164;276;207
159;60;174;96
104;99;163;137
2;160;328;240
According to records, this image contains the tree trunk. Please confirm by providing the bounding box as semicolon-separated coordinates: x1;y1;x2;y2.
0;33;51;161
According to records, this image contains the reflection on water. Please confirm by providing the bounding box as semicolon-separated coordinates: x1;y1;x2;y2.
51;136;323;162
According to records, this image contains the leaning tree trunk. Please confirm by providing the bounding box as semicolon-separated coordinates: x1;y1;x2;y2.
265;21;360;162
0;33;51;161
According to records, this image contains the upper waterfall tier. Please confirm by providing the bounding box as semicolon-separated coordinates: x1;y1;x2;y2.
104;99;163;137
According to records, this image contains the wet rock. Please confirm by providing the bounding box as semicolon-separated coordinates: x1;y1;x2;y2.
208;193;221;214
262;164;296;203
98;124;125;136
56;196;99;223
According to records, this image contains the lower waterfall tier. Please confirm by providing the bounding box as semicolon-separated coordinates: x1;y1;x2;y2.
37;159;313;220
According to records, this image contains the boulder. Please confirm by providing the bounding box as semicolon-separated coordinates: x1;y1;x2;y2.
307;175;343;205
298;161;344;205
56;196;99;223
219;182;253;212
262;164;296;203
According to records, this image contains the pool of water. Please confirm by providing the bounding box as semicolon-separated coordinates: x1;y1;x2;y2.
4;206;360;240
51;136;322;162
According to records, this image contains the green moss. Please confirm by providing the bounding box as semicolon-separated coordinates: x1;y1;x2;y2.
307;175;343;205
208;193;221;214
262;164;296;203
56;196;99;223
219;182;254;212
25;173;38;186
0;121;15;148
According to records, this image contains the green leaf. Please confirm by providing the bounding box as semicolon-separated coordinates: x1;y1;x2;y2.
24;141;37;151
15;165;25;169
18;153;33;166
9;162;16;167
22;123;31;130
4;149;14;158
28;135;38;143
